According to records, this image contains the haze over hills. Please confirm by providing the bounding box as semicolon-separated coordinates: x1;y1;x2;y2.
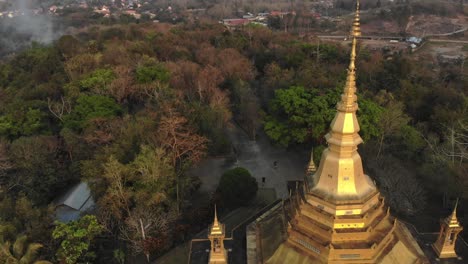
0;0;465;58
0;0;62;58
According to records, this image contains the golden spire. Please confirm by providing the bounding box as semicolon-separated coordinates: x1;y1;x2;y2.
307;151;317;174
210;205;223;236
448;199;460;227
310;0;376;201
351;0;361;37
337;37;358;113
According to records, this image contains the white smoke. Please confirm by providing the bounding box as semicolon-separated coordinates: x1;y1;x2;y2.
0;0;62;57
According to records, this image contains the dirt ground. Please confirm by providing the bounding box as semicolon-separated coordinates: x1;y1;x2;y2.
414;42;468;60
406;14;467;36
360;39;409;51
361;19;401;35
339;9;467;37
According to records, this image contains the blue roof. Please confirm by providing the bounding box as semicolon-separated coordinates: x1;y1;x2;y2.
55;182;95;222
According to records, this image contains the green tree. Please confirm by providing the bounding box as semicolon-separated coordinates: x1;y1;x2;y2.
0;235;52;264
64;95;122;130
131;146;177;208
217;167;258;209
135;64;170;84
0;107;47;139
357;99;384;143
264;86;338;146
94;146;178;257
79;68;115;91
52;215;103;264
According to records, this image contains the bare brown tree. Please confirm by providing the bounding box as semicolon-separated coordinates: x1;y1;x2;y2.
47;97;72;122
107;65;136;103
156;108;208;213
367;155;427;215
120;208;176;260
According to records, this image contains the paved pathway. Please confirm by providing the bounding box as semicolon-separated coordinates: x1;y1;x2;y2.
189;122;309;199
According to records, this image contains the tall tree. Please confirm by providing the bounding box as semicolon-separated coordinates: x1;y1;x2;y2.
156;109;208;213
376;101;410;157
264;86;338;146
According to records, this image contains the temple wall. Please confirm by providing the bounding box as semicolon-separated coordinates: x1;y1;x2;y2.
246;202;287;264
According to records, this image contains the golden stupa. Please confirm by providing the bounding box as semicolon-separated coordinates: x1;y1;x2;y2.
265;1;428;263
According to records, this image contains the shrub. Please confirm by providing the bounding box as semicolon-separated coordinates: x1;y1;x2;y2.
217;167;258;209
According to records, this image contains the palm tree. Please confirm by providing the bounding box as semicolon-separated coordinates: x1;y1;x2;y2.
0;235;52;264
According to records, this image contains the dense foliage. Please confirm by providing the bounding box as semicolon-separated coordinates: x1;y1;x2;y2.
52;215;103;264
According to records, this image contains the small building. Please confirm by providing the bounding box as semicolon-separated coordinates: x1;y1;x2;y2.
406;36;423;45
270;11;295;18
55;182;95;223
243;12;254;19
94;6;111;17
220;18;250;29
123;9;141;19
49;5;58;13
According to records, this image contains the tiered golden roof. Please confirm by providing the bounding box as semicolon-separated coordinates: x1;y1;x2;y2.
447;199;461;228
210;205;224;236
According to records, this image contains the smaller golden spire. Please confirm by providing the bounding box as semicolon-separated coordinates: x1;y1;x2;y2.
351;0;361;37
448;199;460;227
307;151;317;174
210;205;224;236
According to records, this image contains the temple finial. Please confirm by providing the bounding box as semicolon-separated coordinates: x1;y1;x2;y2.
349;37;357;70
450;199;459;223
214;204;219;225
210;204;223;236
337;37;358;112
351;0;361;37
307;150;317;175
